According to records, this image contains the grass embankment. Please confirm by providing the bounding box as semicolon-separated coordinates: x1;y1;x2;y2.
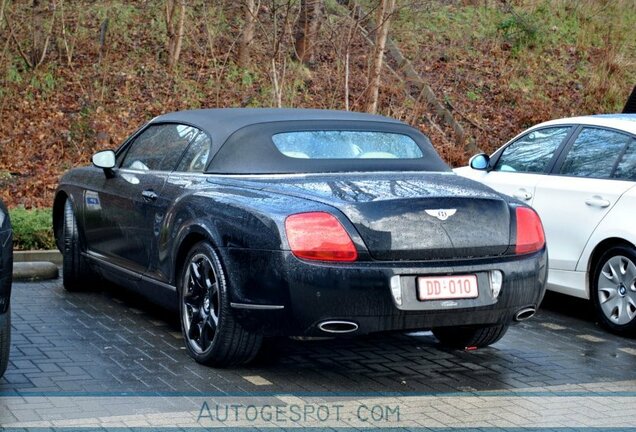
0;0;634;236
391;0;636;158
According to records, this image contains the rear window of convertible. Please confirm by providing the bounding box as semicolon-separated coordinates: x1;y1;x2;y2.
272;131;424;159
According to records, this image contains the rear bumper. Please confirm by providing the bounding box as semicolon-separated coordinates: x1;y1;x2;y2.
221;248;547;337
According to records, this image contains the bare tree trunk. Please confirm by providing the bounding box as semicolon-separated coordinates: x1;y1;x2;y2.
344;51;350;110
271;58;283;107
59;0;80;66
173;1;186;66
238;0;258;68
294;0;323;65
0;0;8;32
165;0;176;67
268;0;294;107
31;0;42;66
5;0;55;70
364;0;395;114
166;0;186;71
31;0;55;68
342;9;361;111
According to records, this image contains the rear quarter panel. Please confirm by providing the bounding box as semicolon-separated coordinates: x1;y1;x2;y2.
157;176;335;287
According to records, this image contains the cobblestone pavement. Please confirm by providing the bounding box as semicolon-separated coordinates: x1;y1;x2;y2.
1;278;636;429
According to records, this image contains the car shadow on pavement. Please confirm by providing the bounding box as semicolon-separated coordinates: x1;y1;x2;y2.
539;291;596;322
95;281;526;392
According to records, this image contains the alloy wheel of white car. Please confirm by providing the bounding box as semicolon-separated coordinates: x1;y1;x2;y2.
593;246;636;335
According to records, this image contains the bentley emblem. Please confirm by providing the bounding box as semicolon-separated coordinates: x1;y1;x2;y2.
425;209;457;221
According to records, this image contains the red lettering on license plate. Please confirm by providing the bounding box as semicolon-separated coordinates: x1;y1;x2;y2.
417;275;478;301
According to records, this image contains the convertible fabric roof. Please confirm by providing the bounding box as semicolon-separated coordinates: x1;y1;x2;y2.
149;108;449;174
152;108;403;145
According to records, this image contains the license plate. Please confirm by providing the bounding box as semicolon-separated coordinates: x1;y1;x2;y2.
417;275;478;301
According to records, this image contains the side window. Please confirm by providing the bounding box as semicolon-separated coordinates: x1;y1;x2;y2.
176;133;212;172
612;138;636;181
494;127;570;173
559;128;631;179
120;124;198;171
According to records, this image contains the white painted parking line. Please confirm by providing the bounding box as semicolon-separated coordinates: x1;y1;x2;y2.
541;323;566;330
618;347;636;356
577;334;605;343
242;375;273;386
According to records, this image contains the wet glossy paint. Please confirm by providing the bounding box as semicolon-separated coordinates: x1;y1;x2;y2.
53;109;547;336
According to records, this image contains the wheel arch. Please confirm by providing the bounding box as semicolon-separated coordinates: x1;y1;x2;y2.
587;237;636;295
172;224;220;289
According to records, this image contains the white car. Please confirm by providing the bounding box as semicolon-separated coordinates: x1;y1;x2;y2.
455;114;636;335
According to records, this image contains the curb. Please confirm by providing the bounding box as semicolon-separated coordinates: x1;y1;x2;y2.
13;261;59;282
14;250;62;265
12;250;62;281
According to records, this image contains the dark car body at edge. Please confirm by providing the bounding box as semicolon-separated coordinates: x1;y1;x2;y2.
0;199;12;377
53;109;546;363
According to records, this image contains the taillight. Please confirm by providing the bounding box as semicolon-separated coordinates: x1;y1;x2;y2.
515;207;545;255
285;212;358;262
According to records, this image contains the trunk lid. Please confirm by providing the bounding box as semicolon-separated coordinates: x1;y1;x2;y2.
231;173;511;261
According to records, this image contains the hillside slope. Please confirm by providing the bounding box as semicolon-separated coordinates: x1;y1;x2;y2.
0;0;634;208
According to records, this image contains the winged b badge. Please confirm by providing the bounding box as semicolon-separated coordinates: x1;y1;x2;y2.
425;209;457;221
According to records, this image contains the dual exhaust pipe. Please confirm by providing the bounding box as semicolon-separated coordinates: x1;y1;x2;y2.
318;307;536;334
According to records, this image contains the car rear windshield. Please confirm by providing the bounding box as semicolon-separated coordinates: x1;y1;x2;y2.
205;120;450;174
271;131;423;159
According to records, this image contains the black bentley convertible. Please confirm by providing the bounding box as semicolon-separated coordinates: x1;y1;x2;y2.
54;109;547;366
0;199;12;378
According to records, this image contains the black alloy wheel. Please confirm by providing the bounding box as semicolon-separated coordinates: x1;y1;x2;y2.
179;242;262;366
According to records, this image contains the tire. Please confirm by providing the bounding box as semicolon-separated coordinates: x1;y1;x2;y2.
62;200;92;292
178;241;262;367
591;245;636;336
0;307;10;378
433;323;509;349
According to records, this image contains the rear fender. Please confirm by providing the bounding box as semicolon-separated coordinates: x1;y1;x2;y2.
161;186;338;286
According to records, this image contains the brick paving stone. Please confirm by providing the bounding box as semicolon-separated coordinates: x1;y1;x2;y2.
1;279;636;429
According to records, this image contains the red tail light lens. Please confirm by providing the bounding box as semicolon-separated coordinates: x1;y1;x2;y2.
285;212;358;262
515;207;545;255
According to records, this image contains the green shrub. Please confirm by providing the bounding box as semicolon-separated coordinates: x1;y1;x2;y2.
497;10;541;51
9;207;55;251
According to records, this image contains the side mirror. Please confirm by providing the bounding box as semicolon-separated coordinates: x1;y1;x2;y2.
469;153;490;171
92;150;116;170
92;150;116;178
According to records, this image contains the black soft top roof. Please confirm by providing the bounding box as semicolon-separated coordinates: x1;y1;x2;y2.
150;108;449;174
152;108;403;144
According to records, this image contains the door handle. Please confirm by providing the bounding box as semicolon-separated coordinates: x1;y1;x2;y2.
141;190;158;201
585;196;610;208
512;189;533;201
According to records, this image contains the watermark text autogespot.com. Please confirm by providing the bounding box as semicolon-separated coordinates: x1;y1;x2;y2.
197;402;400;424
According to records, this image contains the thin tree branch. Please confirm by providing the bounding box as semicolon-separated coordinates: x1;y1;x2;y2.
35;0;56;69
4;11;33;68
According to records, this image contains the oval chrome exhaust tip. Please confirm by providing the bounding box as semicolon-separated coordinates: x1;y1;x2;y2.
318;320;359;334
514;307;536;322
